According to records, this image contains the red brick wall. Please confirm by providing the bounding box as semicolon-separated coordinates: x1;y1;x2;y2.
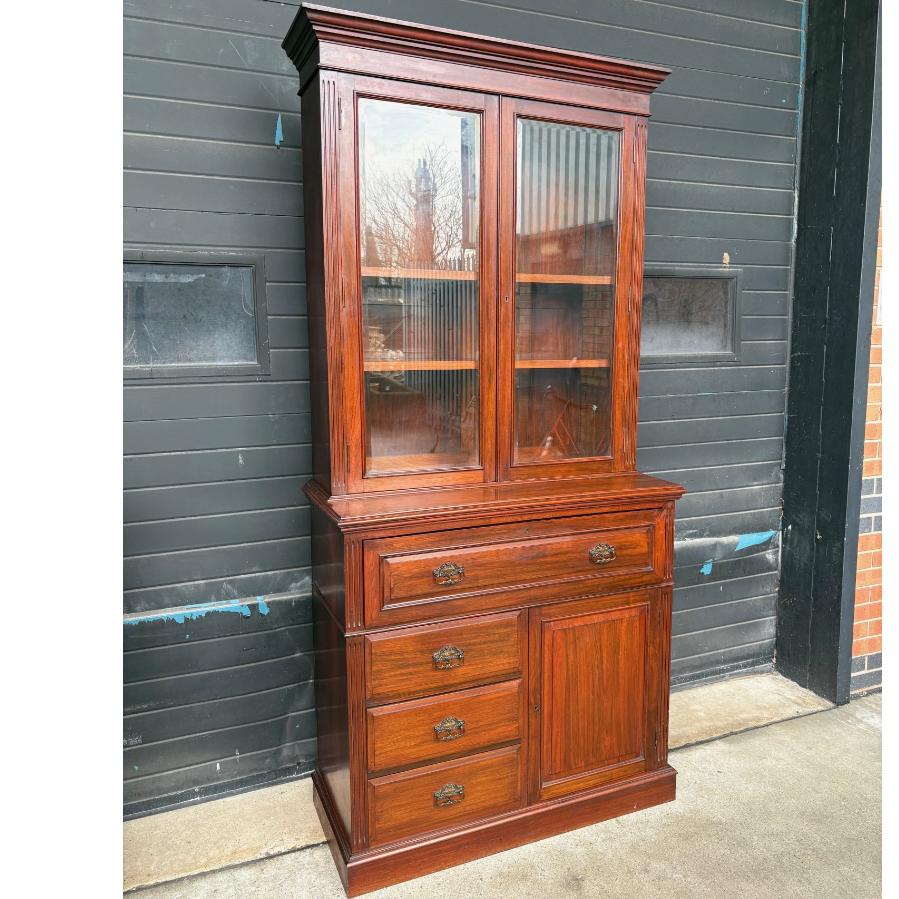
851;205;882;695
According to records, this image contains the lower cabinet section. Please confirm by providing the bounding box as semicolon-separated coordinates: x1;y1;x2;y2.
308;494;679;896
367;745;524;847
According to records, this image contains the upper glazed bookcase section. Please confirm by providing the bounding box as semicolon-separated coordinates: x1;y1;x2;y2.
282;4;670;112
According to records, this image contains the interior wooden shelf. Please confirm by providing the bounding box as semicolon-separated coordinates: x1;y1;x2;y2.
516;273;613;285
360;268;612;285
514;447;612;464
366;452;479;475
515;359;611;369
364;360;478;371
362;266;478;281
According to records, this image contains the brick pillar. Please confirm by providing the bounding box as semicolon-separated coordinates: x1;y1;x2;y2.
851;204;883;695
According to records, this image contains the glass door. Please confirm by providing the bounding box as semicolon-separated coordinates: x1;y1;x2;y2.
348;79;497;490
498;98;635;480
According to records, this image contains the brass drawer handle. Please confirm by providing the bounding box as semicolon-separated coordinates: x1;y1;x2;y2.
434;716;465;741
433;561;465;585
434;783;465;807
589;542;617;564
432;645;464;669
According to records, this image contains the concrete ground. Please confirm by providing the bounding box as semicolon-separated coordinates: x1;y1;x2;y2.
126;676;880;898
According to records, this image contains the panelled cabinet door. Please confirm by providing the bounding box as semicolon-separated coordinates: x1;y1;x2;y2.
339;76;499;492
529;589;663;803
498;98;644;481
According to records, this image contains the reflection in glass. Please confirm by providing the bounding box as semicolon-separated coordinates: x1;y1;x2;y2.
641;277;735;357
123;263;256;367
358;98;481;476
513;119;619;463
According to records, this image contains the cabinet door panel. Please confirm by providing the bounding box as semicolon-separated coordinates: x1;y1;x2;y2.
498;97;642;481
341;76;499;492
530;589;660;803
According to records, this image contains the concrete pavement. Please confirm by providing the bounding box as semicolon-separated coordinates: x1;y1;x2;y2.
127;692;880;899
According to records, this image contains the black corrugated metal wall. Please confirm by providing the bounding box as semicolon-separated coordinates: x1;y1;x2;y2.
123;0;803;813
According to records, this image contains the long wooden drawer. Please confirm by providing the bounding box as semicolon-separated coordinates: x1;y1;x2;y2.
364;508;666;626
367;745;522;847
365;610;526;704
366;679;523;775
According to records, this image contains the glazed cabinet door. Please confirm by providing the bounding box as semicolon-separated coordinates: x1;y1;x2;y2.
497;98;646;481
338;75;499;492
528;589;664;803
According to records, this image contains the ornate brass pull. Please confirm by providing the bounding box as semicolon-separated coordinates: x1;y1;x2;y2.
432;561;465;585
432;645;464;669
434;783;465;807
589;542;617;564
434;716;465;741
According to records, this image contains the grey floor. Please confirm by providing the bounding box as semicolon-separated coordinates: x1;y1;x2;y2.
136;695;881;899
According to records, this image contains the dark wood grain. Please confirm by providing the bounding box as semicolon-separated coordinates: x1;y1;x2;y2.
366;679;523;775
363;508;666;627
311;502;345;626
533;590;654;801
289;8;679;894
308;471;684;534
283;4;670;104
312;591;352;844
300;77;334;493
365;610;525;704
324;766;677;895
367;745;523;847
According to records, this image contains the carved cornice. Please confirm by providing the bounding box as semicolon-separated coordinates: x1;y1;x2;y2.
283;4;670;96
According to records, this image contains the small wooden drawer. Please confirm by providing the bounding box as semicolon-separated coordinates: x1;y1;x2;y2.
367;745;522;847
365;610;526;704
364;508;666;626
366;679;523;775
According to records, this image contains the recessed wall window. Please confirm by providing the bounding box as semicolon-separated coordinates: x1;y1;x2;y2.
123;251;269;378
641;265;742;364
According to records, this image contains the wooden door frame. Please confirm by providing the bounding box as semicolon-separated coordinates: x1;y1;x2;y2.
496;97;644;482
527;588;664;804
336;74;500;493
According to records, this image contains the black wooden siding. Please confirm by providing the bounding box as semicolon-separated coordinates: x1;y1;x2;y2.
123;0;802;812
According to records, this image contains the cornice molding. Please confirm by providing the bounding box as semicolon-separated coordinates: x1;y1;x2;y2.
283;4;670;96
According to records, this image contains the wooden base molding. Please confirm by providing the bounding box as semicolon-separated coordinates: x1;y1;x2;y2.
313;766;677;897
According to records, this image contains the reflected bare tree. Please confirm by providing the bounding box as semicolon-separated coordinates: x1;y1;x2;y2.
362;144;466;270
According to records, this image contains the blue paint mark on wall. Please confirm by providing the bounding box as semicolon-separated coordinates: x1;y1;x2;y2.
700;560;713;576
125;598;258;626
275;114;283;148
257;597;270;615
735;531;777;553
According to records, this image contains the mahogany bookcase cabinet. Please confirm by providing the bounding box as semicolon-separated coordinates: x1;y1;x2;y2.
283;6;684;894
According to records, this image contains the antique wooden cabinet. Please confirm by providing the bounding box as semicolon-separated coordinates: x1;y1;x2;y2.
283;6;684;894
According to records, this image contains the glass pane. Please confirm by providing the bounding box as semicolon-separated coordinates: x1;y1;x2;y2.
641;277;735;356
358;98;481;476
123;263;256;368
513;119;619;463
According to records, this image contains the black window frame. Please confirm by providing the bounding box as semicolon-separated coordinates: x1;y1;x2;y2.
640;264;743;366
123;249;271;380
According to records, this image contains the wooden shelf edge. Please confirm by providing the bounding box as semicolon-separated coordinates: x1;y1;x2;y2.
359;268;613;286
362;267;478;281
515;359;611;369
366;452;480;476
517;273;614;285
364;361;478;371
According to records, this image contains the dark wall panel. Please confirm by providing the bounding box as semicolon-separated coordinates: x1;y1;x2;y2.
124;0;802;813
